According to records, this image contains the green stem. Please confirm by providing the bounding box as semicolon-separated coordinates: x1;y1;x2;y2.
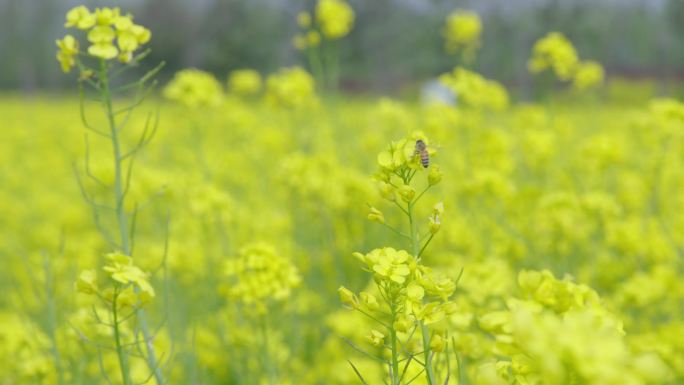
406;200;436;385
99;59;165;385
390;305;401;385
112;288;131;385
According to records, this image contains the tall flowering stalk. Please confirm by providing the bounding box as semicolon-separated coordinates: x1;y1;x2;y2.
339;132;460;385
57;5;166;385
293;0;354;90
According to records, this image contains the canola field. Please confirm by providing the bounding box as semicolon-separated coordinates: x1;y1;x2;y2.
2;3;684;385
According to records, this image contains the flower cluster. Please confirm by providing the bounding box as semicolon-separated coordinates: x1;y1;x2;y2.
220;243;301;312
528;32;604;89
75;251;155;307
440;67;509;110
442;10;482;59
341;247;456;330
293;12;322;50
228;69;263;95
163;69;224;108
475;270;669;385
265;67;317;108
56;6;151;72
315;0;355;40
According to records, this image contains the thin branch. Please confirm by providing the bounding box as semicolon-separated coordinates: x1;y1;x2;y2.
348;360;371;385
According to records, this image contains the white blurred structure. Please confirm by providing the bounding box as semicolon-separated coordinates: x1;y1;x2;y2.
420;79;457;106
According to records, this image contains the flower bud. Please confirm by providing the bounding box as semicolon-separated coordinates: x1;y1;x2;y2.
429;216;441;234
367;206;385;224
430;333;445;353
338;286;357;308
360;292;379;310
398;185;416;203
75;269;98;295
428;165;443;185
378;182;396;202
393;316;412;333
433;202;445;216
368;329;385;347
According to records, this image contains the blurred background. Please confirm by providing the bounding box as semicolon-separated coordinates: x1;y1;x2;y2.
1;0;683;95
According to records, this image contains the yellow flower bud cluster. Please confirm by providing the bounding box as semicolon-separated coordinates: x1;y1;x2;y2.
439;67;509;111
293;11;322;51
163;69;224;108
265;67;318;108
474;269;669;385
75;251;156;308
315;0;354;40
528;32;604;90
221;243;301;312
442;10;482;60
56;6;151;72
292;0;353;50
227;69;263;96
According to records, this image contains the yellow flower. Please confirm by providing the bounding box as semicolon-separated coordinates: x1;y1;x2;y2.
528;32;579;81
440;67;509;110
428;165;443;185
367;329;385;347
292;34;308;50
94;7;119;26
228;69;263;95
87;25;115;44
65;5;96;29
315;0;355;39
75;269;98;295
398;185;415;203
56;35;79;73
367;206;385;224
443;10;482;54
573;60;604;90
265;67;317;108
297;11;312;28
307;30;321;47
360;292;379;310
163;69;224;108
369;248;412;284
430;333;445;352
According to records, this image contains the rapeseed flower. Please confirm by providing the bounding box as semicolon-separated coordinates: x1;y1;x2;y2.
315;0;354;39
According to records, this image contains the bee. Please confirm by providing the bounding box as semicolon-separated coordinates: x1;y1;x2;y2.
414;139;429;168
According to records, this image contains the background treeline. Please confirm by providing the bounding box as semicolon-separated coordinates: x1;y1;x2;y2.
1;0;682;93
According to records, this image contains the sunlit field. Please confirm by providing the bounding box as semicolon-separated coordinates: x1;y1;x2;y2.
1;3;684;385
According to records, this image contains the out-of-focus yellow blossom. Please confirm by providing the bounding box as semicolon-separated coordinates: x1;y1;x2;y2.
307;30;321;46
163;69;224;108
367;329;385;347
292;34;308;50
440;67;509;110
528;32;579;81
367;206;385;224
297;12;312;28
443;10;482;58
573;60;605;90
265;67;317;108
55;35;79;72
428;164;443;185
228;69;263;95
316;0;355;39
75;269;98;294
221;242;301;310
